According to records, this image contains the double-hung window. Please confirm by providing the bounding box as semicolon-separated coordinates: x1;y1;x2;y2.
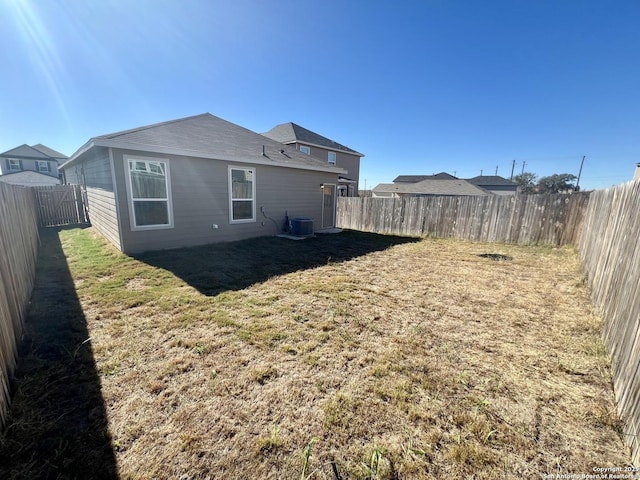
36;160;50;172
125;156;173;229
327;151;337;165
7;159;21;171
229;167;255;223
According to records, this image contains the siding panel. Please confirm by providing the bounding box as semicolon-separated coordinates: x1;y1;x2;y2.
63;147;120;251
86;187;121;251
111;149;337;253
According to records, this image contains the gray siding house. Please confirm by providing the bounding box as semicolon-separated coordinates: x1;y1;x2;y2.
262;122;363;197
0;144;66;185
465;175;518;195
61;113;346;254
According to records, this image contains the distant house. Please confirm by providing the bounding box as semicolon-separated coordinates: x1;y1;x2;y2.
392;173;458;182
386;172;517;196
0;144;67;186
60;113;347;254
372;179;489;198
465;175;518;196
262;122;364;197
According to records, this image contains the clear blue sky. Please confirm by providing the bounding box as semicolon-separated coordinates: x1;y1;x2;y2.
1;0;639;190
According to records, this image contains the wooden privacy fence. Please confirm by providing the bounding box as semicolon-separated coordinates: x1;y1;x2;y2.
0;183;40;428
337;193;590;246
34;184;89;227
578;180;640;465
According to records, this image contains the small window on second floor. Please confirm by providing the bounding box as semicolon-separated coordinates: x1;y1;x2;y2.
8;159;21;171
328;152;337;164
37;160;50;172
300;146;310;155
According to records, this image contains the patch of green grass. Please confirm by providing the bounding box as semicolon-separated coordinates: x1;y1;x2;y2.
323;393;356;432
249;365;278;384
256;425;284;456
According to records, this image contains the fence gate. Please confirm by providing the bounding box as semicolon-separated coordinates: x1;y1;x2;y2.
33;185;89;227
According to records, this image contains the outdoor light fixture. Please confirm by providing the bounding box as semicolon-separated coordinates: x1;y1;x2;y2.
320;184;325;189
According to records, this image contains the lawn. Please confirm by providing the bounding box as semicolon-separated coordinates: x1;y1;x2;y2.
0;227;628;479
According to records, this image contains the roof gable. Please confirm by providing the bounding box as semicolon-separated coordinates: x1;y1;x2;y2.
0;144;53;160
262;122;363;157
65;113;347;174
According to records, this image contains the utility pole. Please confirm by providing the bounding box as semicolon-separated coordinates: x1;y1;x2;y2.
510;159;516;181
521;161;526;175
576;156;585;191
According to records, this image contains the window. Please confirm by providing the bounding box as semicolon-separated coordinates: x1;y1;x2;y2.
125;156;173;229
36;160;50;172
7;159;21;171
299;145;311;155
229;167;255;223
328;151;337;164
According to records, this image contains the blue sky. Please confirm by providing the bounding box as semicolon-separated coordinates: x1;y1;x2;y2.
1;0;639;190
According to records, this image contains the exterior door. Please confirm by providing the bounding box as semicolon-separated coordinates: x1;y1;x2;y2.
322;184;336;228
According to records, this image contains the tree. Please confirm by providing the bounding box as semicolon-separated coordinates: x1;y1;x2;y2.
536;173;577;194
514;172;537;193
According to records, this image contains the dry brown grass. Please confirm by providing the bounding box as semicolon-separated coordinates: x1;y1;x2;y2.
4;227;630;479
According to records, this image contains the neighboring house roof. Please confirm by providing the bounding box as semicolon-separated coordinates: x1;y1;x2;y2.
373;179;490;196
262;122;364;157
62;113;347;175
0;144;54;160
0;170;61;186
393;173;457;182
466;175;517;187
31;144;68;163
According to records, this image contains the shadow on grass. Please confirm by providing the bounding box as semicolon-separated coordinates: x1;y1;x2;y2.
136;230;420;296
0;227;117;479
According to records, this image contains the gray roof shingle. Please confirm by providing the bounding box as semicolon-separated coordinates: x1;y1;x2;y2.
465;175;518;187
393;173;457;182
373;179;490;196
1;144;53;160
262;122;363;156
64;113;346;174
31;144;68;161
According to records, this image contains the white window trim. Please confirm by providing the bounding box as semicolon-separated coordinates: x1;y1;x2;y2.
36;160;49;172
228;165;256;224
8;159;21;171
327;151;337;165
299;145;311;155
123;154;174;231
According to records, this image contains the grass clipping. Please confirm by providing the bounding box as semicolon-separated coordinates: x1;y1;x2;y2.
26;229;635;478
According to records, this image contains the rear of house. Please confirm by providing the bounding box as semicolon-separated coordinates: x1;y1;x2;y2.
61;114;345;254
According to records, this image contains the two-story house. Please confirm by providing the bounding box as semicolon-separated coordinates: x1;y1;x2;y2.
0;144;67;186
262;122;364;197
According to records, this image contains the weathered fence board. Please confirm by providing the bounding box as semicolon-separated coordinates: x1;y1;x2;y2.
0;183;40;428
34;184;89;227
578;180;640;465
337;193;590;246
